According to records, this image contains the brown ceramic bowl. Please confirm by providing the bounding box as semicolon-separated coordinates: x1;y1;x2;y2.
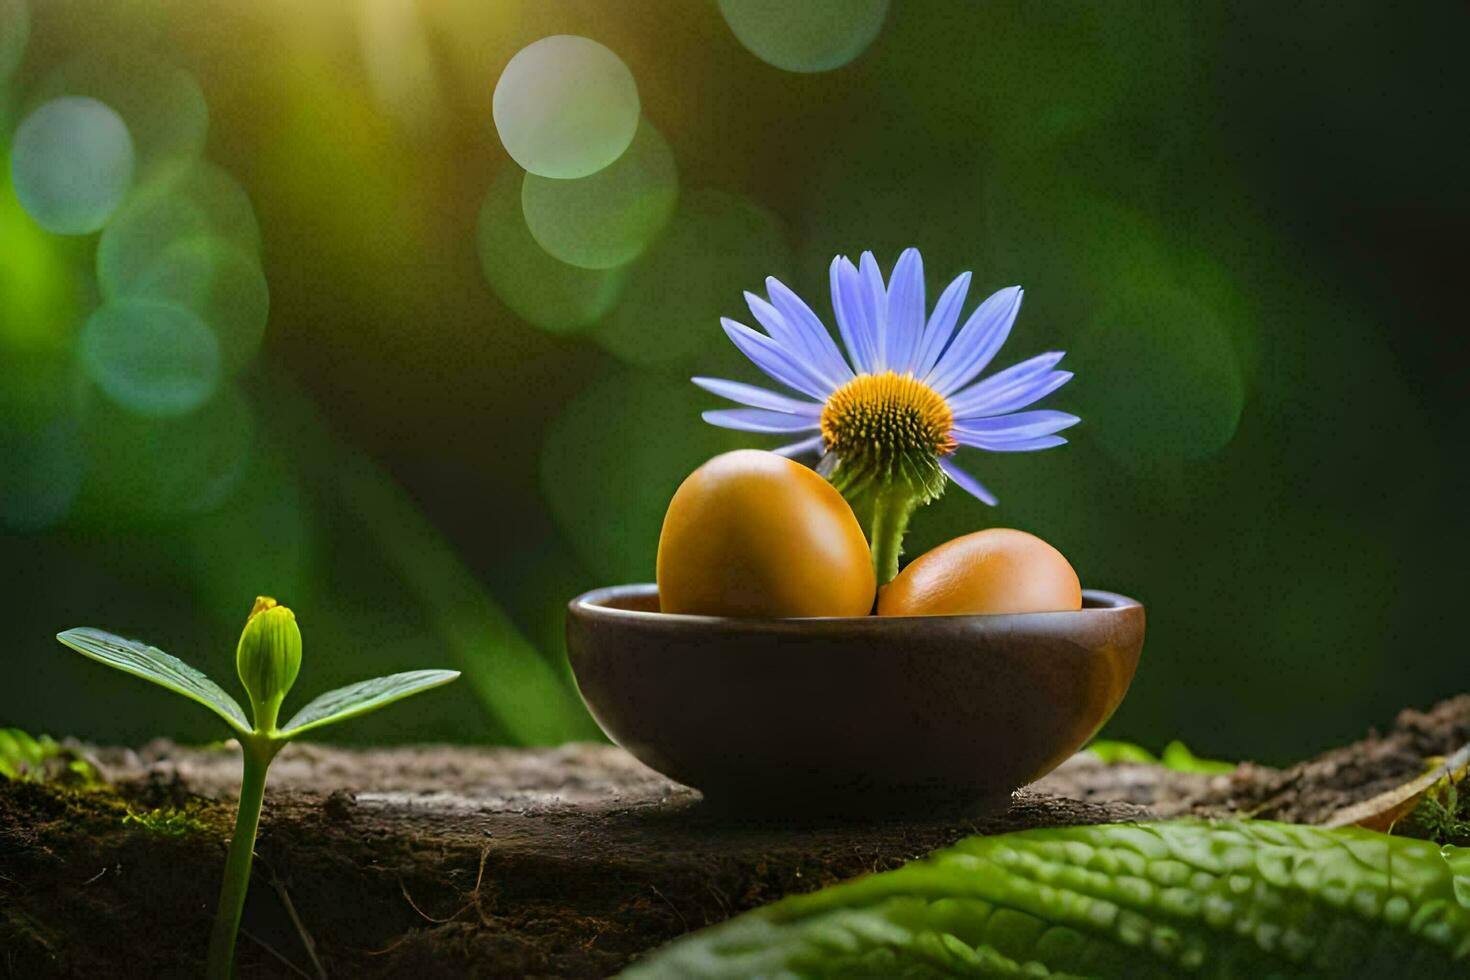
566;584;1143;812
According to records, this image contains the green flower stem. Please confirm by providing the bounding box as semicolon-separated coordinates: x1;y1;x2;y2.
868;486;918;586
205;735;279;980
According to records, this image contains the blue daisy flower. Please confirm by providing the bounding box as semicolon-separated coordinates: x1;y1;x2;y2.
693;247;1078;508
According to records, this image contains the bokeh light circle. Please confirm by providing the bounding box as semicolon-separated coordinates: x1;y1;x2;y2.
97;161;261;294
477;167;625;333
597;188;792;369
493;35;640;180
10;96;135;234
540;371;746;584
1080;285;1246;469
129;237;270;374
80;298;222;417
718;0;889;73
521;116;677;270
35;49;208;179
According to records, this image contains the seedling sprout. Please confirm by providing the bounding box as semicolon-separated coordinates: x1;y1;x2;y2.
57;596;459;979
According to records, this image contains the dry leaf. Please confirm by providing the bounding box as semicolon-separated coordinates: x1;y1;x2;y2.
1323;742;1470;832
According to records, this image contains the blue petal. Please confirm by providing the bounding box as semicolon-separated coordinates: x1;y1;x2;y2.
691;377;823;416
952;410;1080;447
702;409;822;434
858;251;890;369
773;434;824;458
741;291;841;390
954;434;1070;453
954;370;1072;420
939;457;998;506
721;318;832;401
955;409;1080;438
925;286;1024;396
913;271;971;379
884;247;925;374
948;352;1070;418
830;256;877;373
765;277;855;384
742;292;805;356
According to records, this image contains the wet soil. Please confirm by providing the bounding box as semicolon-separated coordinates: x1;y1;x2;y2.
2;694;1466;979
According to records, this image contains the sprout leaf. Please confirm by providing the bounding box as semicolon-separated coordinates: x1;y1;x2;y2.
277;669;459;739
56;627;251;735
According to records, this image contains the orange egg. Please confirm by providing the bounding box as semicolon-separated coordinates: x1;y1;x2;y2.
657;450;875;618
878;528;1081;617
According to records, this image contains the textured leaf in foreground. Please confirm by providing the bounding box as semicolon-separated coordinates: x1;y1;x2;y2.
56;628;250;734
278;669;458;737
624;820;1470;979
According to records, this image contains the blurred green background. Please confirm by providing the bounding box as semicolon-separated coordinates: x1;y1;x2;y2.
1;1;1463;765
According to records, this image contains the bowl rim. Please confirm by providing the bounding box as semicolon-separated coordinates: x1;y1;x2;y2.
569;583;1142;630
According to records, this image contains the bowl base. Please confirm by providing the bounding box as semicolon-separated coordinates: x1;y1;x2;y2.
694;785;1016;820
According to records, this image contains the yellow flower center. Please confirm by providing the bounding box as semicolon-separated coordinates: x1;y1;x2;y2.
820;370;957;487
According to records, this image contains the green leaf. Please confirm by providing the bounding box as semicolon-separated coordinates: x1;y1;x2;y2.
623;820;1470;978
56;627;251;735
1085;739;1160;765
277;669;458;738
0;728;45;779
1085;738;1235;773
0;728;101;786
1158;739;1236;774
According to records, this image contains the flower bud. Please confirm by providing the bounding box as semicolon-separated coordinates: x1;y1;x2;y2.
236;596;302;731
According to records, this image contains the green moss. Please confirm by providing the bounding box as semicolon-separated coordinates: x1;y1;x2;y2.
122;802;213;837
1412;778;1470;846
